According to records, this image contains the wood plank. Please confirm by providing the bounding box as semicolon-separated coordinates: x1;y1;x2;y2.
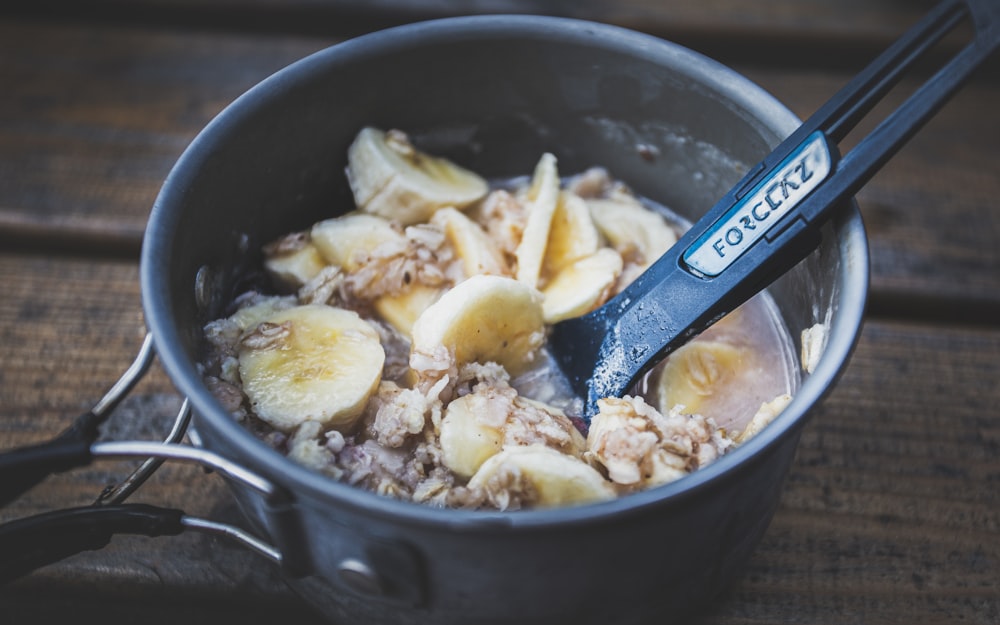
0;253;997;623
0;20;332;252
0;0;950;63
713;320;1000;625
0;20;997;305
0;252;311;614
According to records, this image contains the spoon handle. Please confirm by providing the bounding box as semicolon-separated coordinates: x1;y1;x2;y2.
554;0;1000;417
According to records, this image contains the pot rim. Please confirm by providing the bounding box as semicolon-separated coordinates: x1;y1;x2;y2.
141;14;869;532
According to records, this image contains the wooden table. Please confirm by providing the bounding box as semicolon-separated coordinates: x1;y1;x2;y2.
1;1;997;623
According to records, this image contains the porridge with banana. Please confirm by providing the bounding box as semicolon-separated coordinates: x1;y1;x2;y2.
200;127;801;510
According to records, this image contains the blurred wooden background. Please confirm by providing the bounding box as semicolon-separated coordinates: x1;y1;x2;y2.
1;1;997;623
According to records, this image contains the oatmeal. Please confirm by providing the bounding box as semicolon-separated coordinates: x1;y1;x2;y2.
200;126;798;510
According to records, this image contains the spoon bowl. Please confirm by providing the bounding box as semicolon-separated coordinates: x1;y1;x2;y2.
551;0;999;417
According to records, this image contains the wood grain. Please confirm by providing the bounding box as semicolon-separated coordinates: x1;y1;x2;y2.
1;0;945;62
0;253;310;616
0;255;996;623
0;1;997;622
0;19;997;314
0;20;332;251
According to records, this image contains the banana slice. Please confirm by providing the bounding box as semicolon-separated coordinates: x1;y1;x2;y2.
654;340;745;417
264;242;326;290
468;445;615;509
541;248;623;323
440;391;588;479
800;322;827;374
430;207;508;278
586;195;677;269
238;304;385;432
374;284;444;338
734;393;792;444
439;392;505;478
542;190;601;276
346;127;489;226
410;274;545;375
514;153;560;288
310;212;405;272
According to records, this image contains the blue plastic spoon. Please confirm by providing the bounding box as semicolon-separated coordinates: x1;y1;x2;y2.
549;0;1000;418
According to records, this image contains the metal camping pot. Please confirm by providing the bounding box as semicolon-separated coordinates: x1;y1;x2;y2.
123;14;868;625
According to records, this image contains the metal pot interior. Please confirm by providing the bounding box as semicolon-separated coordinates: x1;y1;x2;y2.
141;15;868;625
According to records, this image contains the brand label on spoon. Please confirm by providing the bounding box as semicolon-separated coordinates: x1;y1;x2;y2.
684;131;833;277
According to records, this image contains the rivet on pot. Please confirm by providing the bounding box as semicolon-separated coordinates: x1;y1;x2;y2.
194;265;214;313
336;557;386;596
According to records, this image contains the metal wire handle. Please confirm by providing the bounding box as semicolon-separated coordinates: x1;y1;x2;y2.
95;398;192;505
0;333;306;583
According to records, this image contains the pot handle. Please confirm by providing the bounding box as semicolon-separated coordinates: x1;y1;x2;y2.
0;334;313;582
0;441;307;585
88;440;313;578
0;334;155;508
0;504;185;585
0;437;94;508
